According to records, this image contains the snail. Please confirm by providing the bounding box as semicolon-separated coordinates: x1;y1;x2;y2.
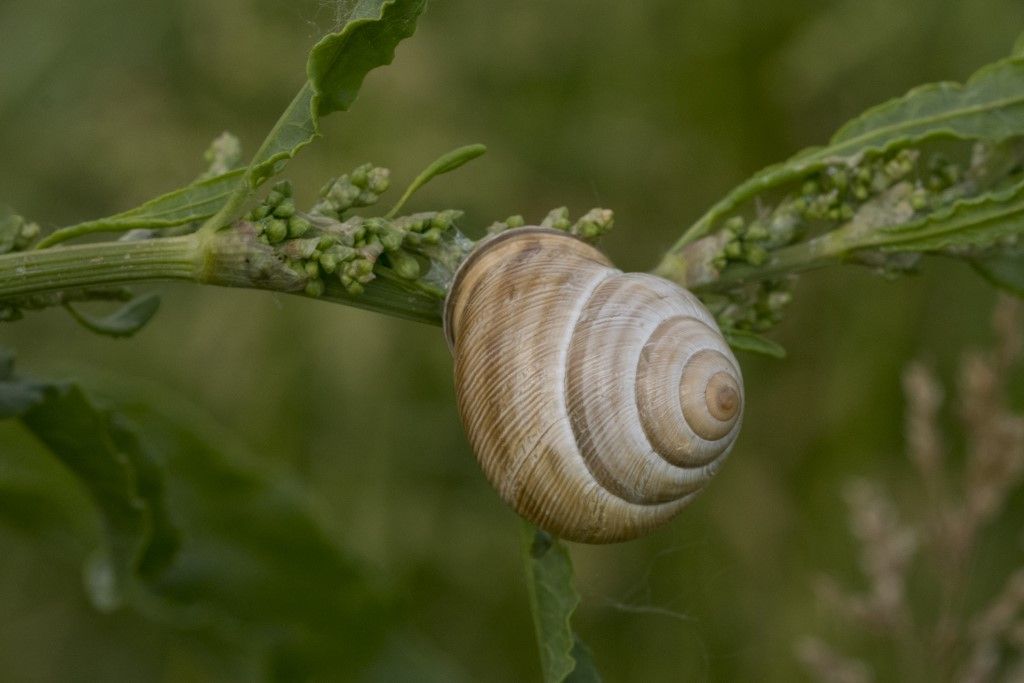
444;227;744;543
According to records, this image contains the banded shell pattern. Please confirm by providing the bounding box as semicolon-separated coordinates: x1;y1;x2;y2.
444;227;743;543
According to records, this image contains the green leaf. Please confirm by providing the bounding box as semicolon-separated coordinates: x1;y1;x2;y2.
521;523;600;683
386;144;487;217
677;50;1024;247
65;293;161;339
246;84;318;189
971;251;1024;297
35;170;244;249
1015;31;1024;58
202;0;427;232
308;0;427;118
248;0;427;188
724;329;787;359
566;635;602;683
863;181;1024;252
118;399;395;676
18;381;179;610
35;170;244;248
0;355;394;675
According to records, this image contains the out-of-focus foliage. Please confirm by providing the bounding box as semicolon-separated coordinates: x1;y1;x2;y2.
798;298;1024;681
2;0;1024;681
1;350;396;678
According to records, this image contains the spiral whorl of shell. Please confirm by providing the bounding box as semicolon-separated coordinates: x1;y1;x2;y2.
444;227;743;543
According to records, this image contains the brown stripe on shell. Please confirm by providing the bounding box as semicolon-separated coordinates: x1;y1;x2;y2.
443;227;743;543
565;272;742;505
680;349;742;441
635;319;743;467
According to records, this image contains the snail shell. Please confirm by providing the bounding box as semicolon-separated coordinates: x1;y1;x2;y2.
444;227;743;543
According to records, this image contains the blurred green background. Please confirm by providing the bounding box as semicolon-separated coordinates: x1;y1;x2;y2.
2;0;1024;680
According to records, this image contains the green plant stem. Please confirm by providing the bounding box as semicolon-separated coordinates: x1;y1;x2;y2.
656;227;878;294
0;236;203;297
0;230;444;325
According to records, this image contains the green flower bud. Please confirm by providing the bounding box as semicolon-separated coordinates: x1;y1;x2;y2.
745;245;768;266
305;260;320;278
724;240;743;258
377;224;405;252
541;207;571;231
265;219;288;244
288;216;311;238
272;180;293;198
251;205;270;220
828;168;848;192
19;222;39;243
745;222;769;241
366;167;391;195
506;215;525;229
389;249;421;280
330;245;357;262
431;213;453;231
319;252;338;274
273;200;296;219
305;278;325;298
266;190;284;207
724;216;745;233
349;163;370;188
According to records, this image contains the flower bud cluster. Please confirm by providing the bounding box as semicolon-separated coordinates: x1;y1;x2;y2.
712;150;929;273
703;147;978;333
246;173;463;298
704;278;795;334
310;163;391;219
487;206;615;243
0;212;40;255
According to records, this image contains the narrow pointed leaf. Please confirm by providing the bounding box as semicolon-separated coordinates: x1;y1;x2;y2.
724;329;787;359
65;293;161;339
36;170;244;248
387;144;487;217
